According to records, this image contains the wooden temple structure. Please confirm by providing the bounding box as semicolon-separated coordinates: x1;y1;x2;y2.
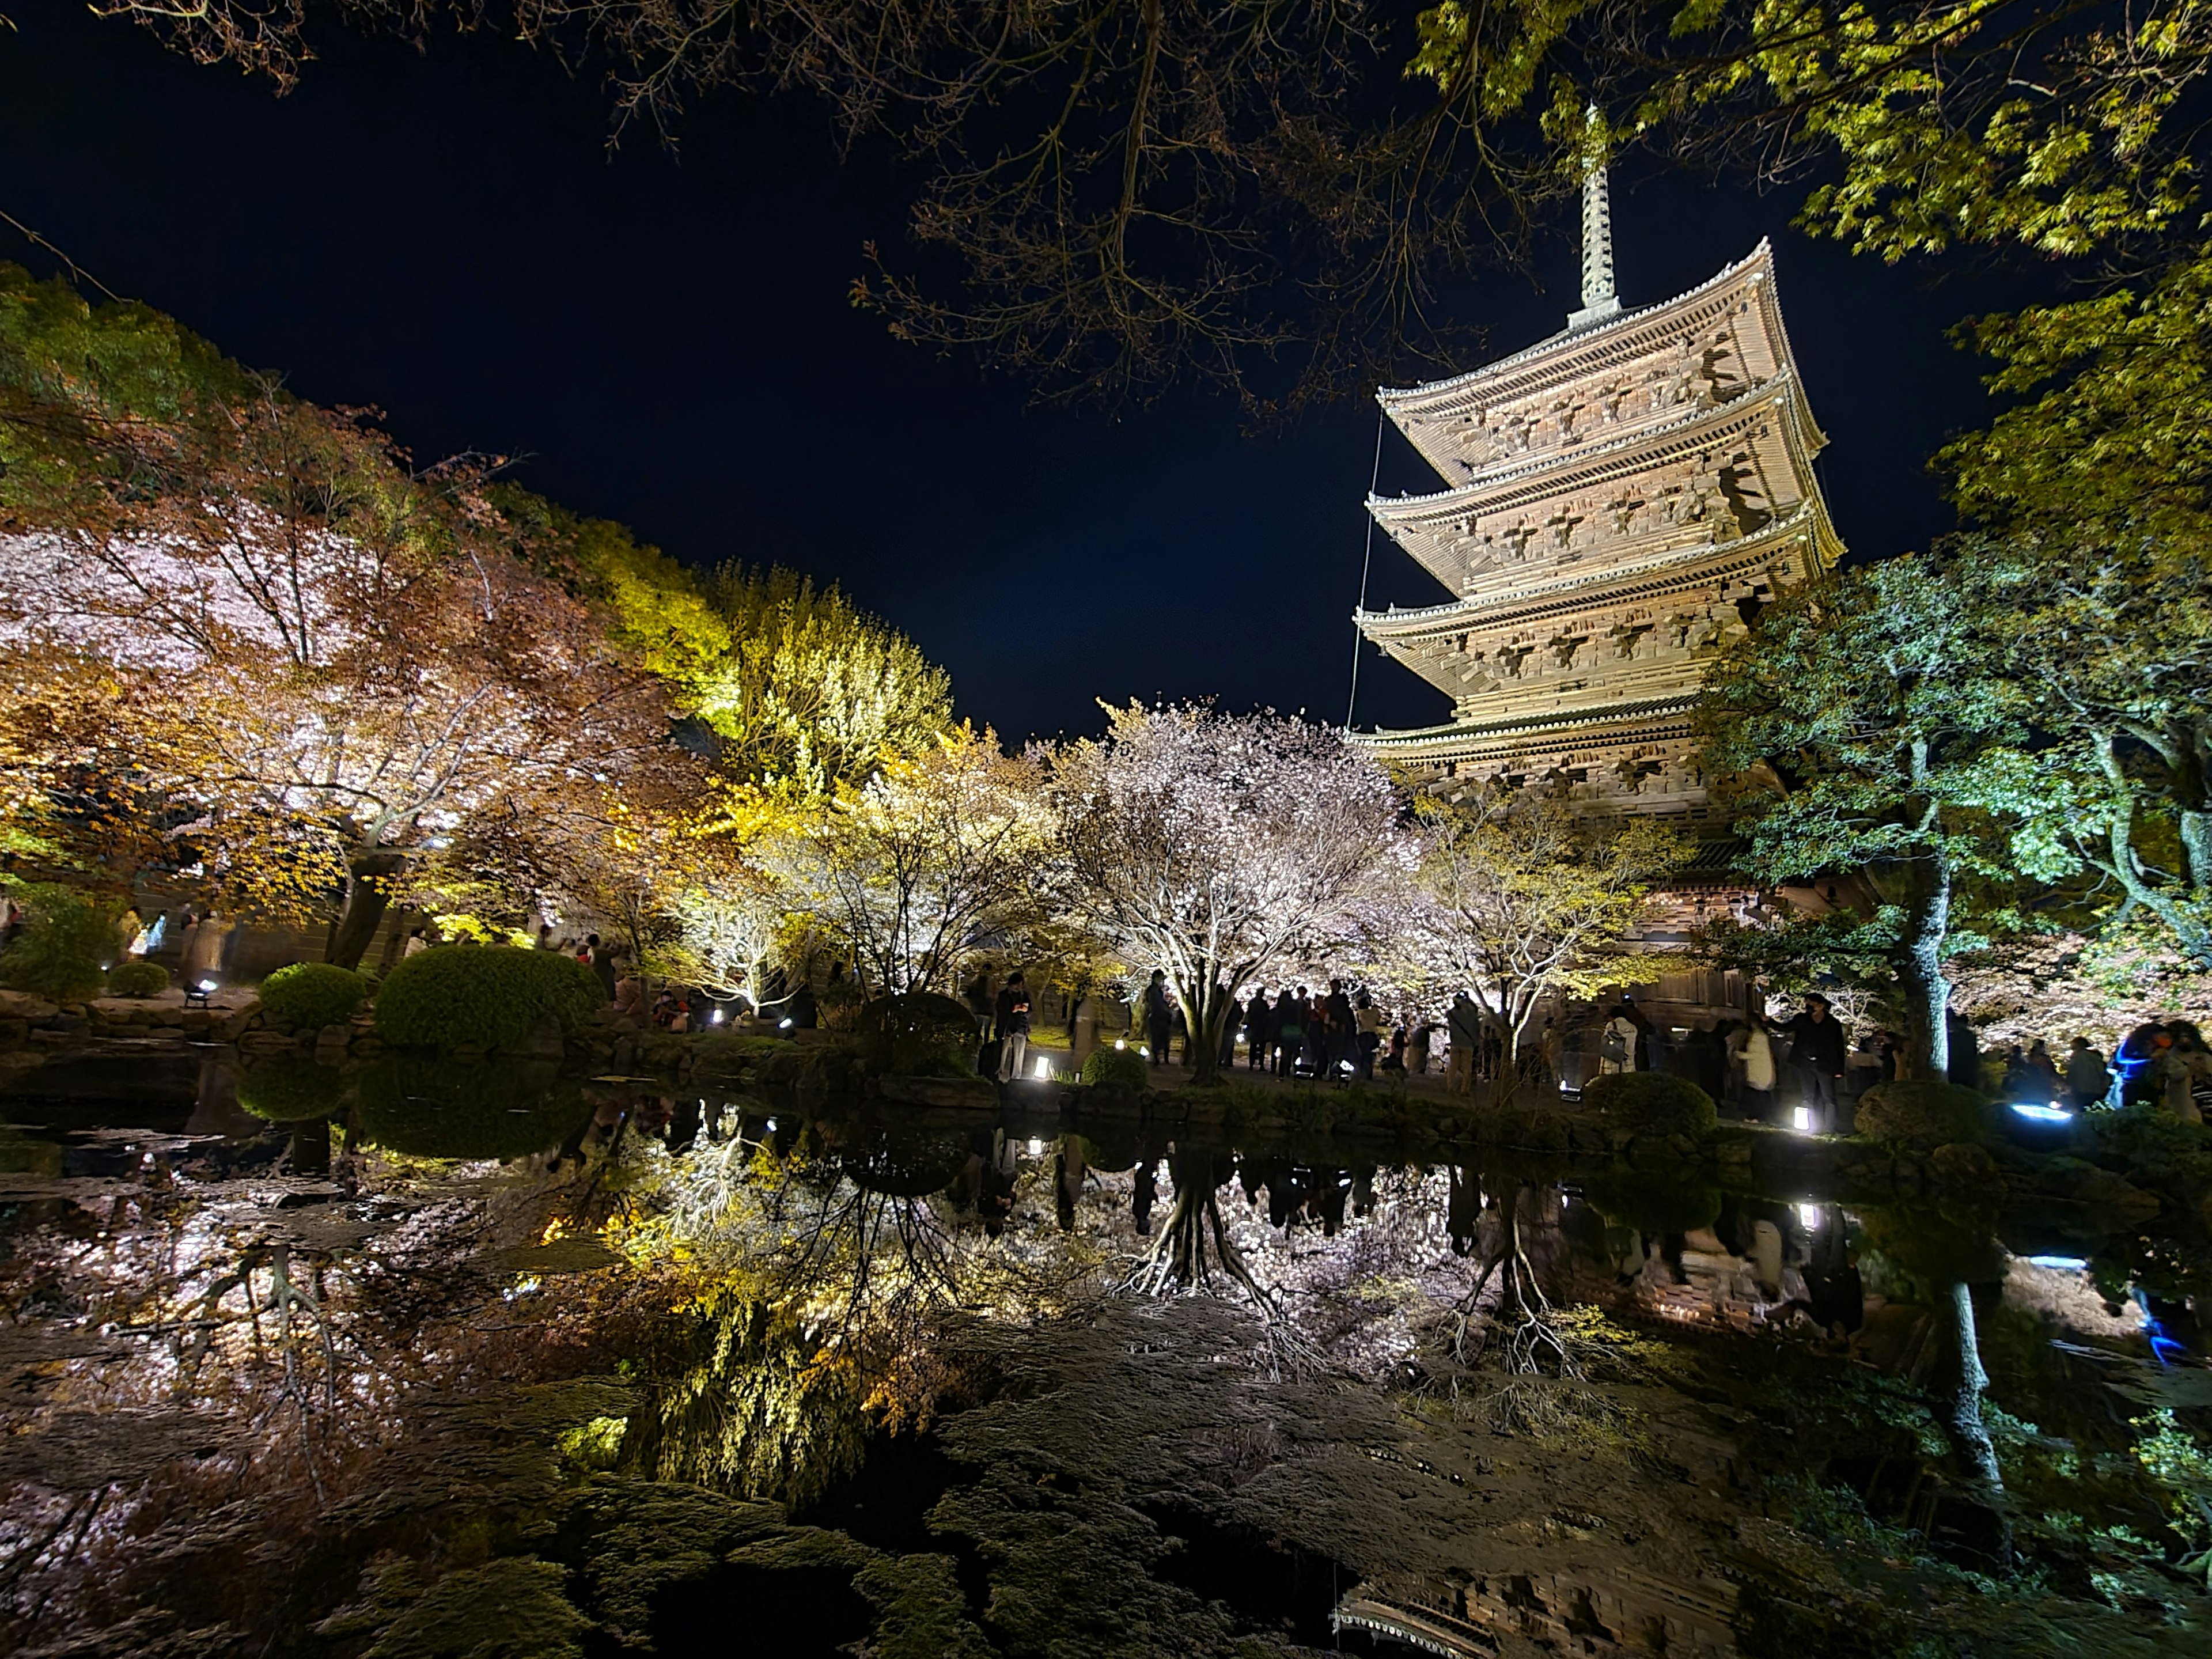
1353;154;1841;827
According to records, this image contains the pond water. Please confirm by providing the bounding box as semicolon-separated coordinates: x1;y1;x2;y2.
1;1052;2207;1658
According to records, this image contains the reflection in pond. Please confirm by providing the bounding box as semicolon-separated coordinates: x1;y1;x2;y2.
0;1067;2207;1656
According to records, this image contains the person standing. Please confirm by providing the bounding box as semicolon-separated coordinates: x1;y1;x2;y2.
1446;993;1480;1097
1272;987;1302;1078
1321;980;1355;1077
1353;991;1385;1080
1408;1018;1434;1078
1243;989;1272;1070
1600;1006;1639;1075
1219;990;1244;1068
2065;1036;2112;1110
995;970;1032;1082
1781;994;1847;1132
1738;1019;1777;1122
1142;970;1174;1068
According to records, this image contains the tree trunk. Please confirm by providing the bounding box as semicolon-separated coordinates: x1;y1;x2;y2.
1175;975;1230;1086
328;851;404;970
1899;857;1952;1080
1938;1280;2002;1493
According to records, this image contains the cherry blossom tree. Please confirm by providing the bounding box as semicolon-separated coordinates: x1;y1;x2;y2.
1389;794;1680;1101
1048;704;1403;1085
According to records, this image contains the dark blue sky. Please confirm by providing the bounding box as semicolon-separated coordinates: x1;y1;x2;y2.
0;2;2037;743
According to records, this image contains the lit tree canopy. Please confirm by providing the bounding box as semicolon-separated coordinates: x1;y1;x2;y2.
1392;794;1680;1092
0;264;697;963
1048;703;1403;1084
1696;556;2018;1074
781;726;1047;996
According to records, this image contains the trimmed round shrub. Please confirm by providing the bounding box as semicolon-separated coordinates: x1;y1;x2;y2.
1580;1168;1723;1236
237;1053;349;1122
355;1055;591;1159
853;992;980;1076
1079;1044;1150;1093
1580;1071;1718;1138
259;962;372;1031
1854;1080;1998;1149
105;960;171;998
373;945;602;1051
0;885;127;1002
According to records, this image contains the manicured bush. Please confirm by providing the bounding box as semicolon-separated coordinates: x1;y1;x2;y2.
373;945;603;1051
355;1055;592;1159
1854;1080;1998;1148
237;1054;349;1122
105;960;171;999
1580;1071;1718;1138
853;992;980;1076
1078;1044;1150;1093
259;961;372;1031
0;884;127;1002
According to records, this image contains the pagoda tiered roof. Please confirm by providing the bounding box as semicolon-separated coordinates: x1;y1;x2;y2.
1376;239;1824;488
1363;373;1829;599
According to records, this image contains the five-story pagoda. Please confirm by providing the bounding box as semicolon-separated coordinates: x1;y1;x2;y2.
1354;153;1840;823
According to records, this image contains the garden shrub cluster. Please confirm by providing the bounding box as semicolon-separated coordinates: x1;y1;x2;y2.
259;961;372;1030
0;884;128;1002
1579;1071;1718;1138
1078;1044;1149;1093
373;945;602;1051
105;960;171;998
1854;1080;1998;1148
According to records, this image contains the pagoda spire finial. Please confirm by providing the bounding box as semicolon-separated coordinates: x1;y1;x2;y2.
1568;104;1621;330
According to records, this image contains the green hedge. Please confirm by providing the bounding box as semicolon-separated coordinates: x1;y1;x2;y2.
0;885;126;1002
1078;1044;1150;1093
1854;1080;1997;1149
105;960;171;998
237;1054;350;1122
373;945;603;1051
259;961;372;1031
1580;1071;1718;1138
355;1055;590;1159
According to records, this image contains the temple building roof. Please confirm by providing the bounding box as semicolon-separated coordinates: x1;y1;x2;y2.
1376;239;1824;488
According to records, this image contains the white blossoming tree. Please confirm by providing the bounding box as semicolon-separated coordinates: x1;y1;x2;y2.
1048;704;1403;1085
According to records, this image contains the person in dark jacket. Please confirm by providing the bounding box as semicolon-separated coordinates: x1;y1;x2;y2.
1219;991;1244;1067
1781;994;1847;1132
1243;989;1273;1069
1273;988;1305;1078
1143;970;1175;1067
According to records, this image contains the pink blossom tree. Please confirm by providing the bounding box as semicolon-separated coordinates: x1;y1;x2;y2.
1048;704;1403;1084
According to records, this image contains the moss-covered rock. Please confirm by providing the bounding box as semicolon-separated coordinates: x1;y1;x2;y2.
852;993;979;1077
1854;1080;1999;1149
1580;1071;1718;1139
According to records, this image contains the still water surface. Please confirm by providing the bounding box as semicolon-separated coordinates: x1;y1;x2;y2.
0;1054;2206;1657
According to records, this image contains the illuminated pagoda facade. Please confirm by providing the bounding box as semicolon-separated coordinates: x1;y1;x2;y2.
1353;155;1840;823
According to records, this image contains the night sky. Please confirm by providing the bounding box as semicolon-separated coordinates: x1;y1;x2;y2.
1;3;2046;744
